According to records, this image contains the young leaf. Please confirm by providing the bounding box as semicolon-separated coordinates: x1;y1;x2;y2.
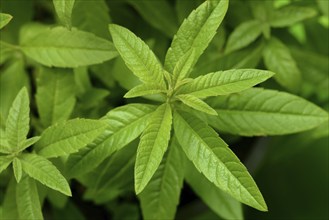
20;153;71;196
263;37;301;92
109;24;166;88
17;136;41;152
66;104;156;177
21;27;118;68
177;94;218;116
225;20;263;54
13;158;23;182
139;139;185;220
5;87;30;151
0;156;13;173
36;67;76;128
174;111;267;211
185;161;243;220
16;177;43;220
178;69;274;98
207;88;329;136
53;0;75;29
124;84;166;98
35;119;107;158
0;13;13;29
135;103;173;194
165;0;229;72
270;6;317;27
173;49;196;83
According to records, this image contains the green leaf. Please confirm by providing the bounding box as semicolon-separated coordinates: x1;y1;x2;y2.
173;49;196;83
13;158;23;183
127;0;178;37
139;138;185;220
36;67;76;128
177;94;217;116
5;87;30;151
124;84;166;98
35;119;107;158
270;6;317;27
53;0;75;28
20;153;71;196
66;104;156;177
263;37;301;92
0;156;13;174
225;20;263;53
135;103;173;194
185;161;243;220
109;24;166;88
178;69;274;98
207;88;329;136
16;177;43;220
2;178;19;220
0;132;11;153
0;13;13;29
21;26;118;68
173;111;267;211
18;136;41;152
165;0;228;72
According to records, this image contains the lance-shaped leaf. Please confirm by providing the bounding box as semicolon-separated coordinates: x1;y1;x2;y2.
225;20;263;54
20;153;71;196
165;0;228;72
66;104;156;177
53;0;75;28
124;84;166;98
2;178;19;220
177;94;217;116
185;161;243;220
35;119;107;158
0;13;13;29
174;111;267;211
139;139;184;220
135;103;173;194
18;136;41;152
207;88;329;136
173;49;196;83
263;37;301;92
109;24;166;88
0;156;13;173
13;158;23;182
5;87;30;151
16;177;43;220
178;69;274;98
270;6;317;27
36;67;76;128
21;26;118;68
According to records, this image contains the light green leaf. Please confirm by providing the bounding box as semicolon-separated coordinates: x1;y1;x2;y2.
2;178;19;220
270;6;317;27
66;104;156;177
127;0;178;37
5;87;30;151
165;0;228;72
173;49;196;83
0;156;13;173
263;37;301;92
185;161;243;220
18;136;41;152
21;26;118;68
124;84;166;98
0;132;11;153
135;103;173;194
35;119;107;158
109;24;166;88
53;0;75;28
139;138;185;220
179;69;274;98
16;177;43;220
0;13;13;29
72;0;111;38
36;67;76;128
13;158;23;183
177;94;217;116
20;153;71;196
225;20;263;53
174;111;267;211
207;88;329;136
